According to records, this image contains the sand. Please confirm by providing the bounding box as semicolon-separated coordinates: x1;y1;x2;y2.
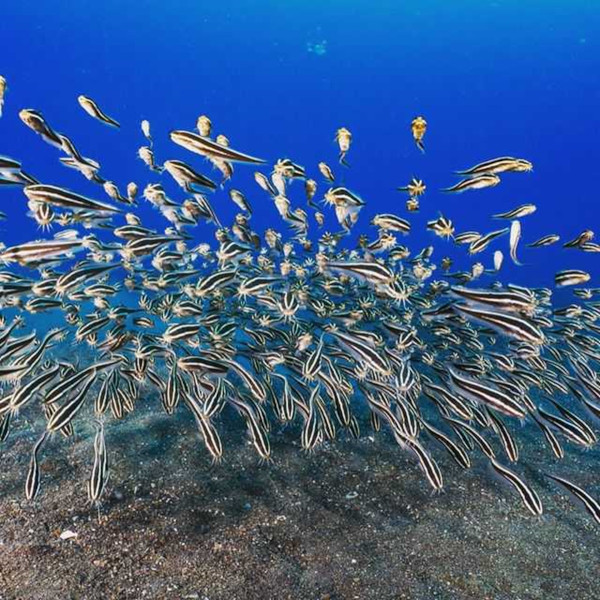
0;404;598;600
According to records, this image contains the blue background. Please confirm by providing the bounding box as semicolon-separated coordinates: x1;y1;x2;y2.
1;1;598;293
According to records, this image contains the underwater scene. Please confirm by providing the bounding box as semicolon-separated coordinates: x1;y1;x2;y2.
0;2;599;599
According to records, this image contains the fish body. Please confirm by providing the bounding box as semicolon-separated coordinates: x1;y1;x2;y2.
78;95;120;128
457;157;533;175
0;75;6;117
443;174;500;193
411;116;427;152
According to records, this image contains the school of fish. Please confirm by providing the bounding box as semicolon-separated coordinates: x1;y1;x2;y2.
0;78;599;525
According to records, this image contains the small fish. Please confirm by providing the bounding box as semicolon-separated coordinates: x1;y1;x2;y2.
489;458;543;516
25;432;47;501
406;197;420;212
545;473;600;525
493;204;536;219
527;234;560;248
372;214;411;234
411;116;427;152
443;174;500;193
163;159;217;192
305;179;317;204
564;229;594;249
555;269;591;287
19;109;63;149
170;130;265;164
0;75;7;117
141;120;152;144
197;115;212;137
427;215;454;239
335;127;352;166
509;220;522;265
318;162;335;182
454;231;482;245
88;420;109;504
397;178;426;196
138;146;162;172
457;157;533;175
468;228;509;255
493;250;504;271
229;189;252;214
78;95;120;128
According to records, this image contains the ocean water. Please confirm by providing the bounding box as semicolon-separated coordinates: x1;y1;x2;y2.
1;2;600;599
2;2;598;285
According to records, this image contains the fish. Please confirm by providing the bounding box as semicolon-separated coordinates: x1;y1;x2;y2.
528;234;560;248
411;116;427;152
163;159;217;192
138;146;162;172
427;214;454;240
197;115;212;137
335;128;352;166
170;130;265;164
545;473;600;525
397;178;426;197
0;237;86;266
406;197;420;212
555;269;591;287
564;230;594;248
443;174;501;193
318;162;335;182
457;157;533;175
141;120;152;144
489;458;543;516
25;432;47;500
371;214;411;234
0;75;7;117
493;250;504;271
24;184;122;214
77;95;120;128
88;420;109;504
509;220;523;265
468;228;509;255
19;109;63;149
493;204;537;219
447;366;528;419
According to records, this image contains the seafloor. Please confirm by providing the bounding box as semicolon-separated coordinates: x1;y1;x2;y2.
0;395;598;600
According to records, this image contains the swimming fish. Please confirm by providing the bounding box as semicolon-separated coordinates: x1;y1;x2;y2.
411;116;427;152
77;95;120;128
443;174;501;193
0;75;6;117
457;157;533;176
0;82;597;528
170;129;265;164
555;269;591;287
493;204;537;220
545;473;600;525
335;128;352;166
509;220;523;265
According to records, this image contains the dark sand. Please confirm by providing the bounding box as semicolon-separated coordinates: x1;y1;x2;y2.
1;403;598;600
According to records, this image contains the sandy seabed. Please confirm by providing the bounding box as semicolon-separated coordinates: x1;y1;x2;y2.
0;400;598;600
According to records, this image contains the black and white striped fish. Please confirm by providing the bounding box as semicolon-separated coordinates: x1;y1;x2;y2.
78;95;120;128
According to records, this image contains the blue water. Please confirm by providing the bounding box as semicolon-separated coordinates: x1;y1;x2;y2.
1;2;598;288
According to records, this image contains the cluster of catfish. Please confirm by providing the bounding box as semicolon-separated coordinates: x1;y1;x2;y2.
0;84;598;525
